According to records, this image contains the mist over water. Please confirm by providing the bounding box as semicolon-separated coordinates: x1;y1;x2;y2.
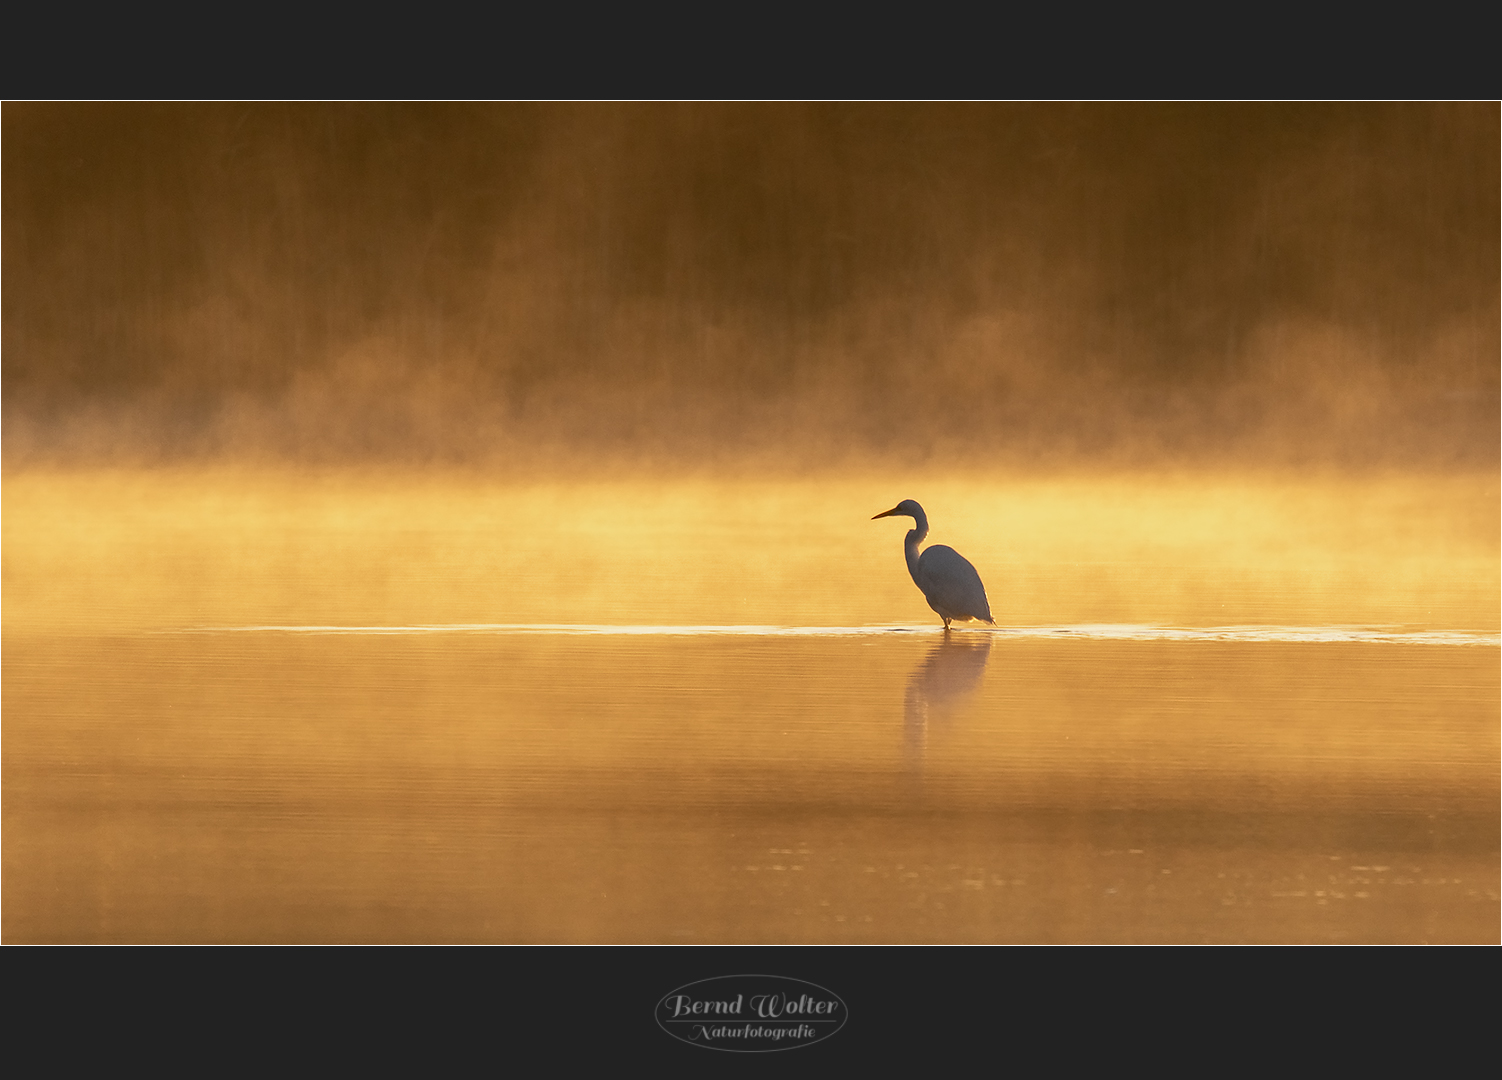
4;105;1497;943
6;470;1498;634
5;102;1497;467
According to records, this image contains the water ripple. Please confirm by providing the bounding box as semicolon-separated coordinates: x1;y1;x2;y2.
164;623;1500;646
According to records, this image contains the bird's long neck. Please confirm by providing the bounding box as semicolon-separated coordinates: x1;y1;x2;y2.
903;516;929;582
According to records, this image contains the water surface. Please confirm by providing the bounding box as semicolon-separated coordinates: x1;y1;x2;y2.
4;470;1496;942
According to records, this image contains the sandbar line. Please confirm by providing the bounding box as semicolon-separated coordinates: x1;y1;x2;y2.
159;624;1500;646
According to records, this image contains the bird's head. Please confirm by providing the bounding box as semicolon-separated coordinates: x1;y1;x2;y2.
872;499;924;521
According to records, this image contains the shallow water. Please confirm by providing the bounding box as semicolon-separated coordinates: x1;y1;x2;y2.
4;470;1497;942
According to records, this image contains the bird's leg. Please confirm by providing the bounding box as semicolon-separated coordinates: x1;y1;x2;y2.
942;617;952;631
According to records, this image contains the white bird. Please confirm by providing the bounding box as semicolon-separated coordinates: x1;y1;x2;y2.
872;499;994;630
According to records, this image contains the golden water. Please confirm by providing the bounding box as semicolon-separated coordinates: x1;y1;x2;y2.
4;469;1497;942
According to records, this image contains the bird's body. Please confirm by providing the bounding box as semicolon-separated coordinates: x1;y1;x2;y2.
873;499;993;629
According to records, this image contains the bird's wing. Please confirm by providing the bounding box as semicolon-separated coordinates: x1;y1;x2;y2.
916;545;993;623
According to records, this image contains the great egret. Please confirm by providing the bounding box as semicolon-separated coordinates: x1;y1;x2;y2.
872;500;994;629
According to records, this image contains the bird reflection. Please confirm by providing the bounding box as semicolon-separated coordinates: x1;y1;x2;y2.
903;635;992;771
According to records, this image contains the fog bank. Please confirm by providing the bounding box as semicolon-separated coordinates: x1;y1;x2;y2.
5;103;1496;468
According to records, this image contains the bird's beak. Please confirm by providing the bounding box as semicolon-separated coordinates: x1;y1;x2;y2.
872;507;899;520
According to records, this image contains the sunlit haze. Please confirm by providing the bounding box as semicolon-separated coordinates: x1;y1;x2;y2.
4;104;1496;945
